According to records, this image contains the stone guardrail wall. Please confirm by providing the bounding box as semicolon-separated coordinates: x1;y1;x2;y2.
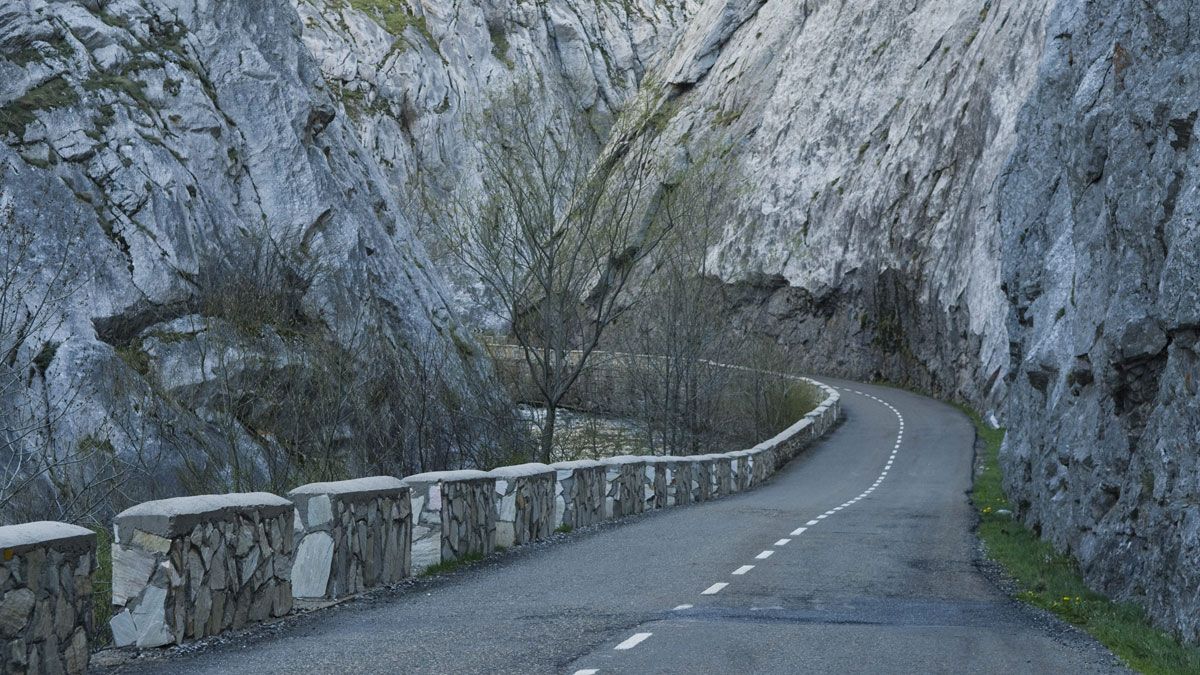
289;477;411;601
404;471;496;571
551;460;607;530
3;357;839;666
489;464;556;548
0;522;95;674
109;493;294;648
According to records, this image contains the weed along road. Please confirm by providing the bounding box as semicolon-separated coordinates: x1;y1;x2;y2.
110;381;1126;674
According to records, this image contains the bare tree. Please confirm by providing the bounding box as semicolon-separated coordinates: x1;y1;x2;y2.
434;85;672;461
616;157;748;455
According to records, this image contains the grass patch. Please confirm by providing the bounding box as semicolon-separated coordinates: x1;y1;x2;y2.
0;77;79;138
965;407;1200;674
555;524;573;534
418;551;485;577
349;0;438;53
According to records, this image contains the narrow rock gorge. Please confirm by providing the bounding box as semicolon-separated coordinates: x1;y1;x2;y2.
2;0;1198;646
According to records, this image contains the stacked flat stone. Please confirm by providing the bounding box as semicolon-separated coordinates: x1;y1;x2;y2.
489;464;556;548
715;455;736;496
669;459;695;506
404;471;496;570
0;522;94;674
646;458;674;508
603;457;647;519
640;462;658;510
109;493;293;648
551;460;606;529
733;452;753;491
289;477;411;601
693;457;715;502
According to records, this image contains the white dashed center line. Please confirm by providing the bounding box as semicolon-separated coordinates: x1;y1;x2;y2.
593;385;905;675
615;633;652;650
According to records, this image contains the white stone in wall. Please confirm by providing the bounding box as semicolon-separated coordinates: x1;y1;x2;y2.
113;584;172;648
411;526;440;570
496;522;515;549
292;532;335;599
305;495;333;528
499;493;517;522
111;544;156;607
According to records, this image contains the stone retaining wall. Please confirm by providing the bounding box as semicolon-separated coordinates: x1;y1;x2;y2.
289;477;411;601
0;361;841;656
109;493;293;648
489;464;556;548
404;471;496;570
670;459;695;507
603;457;647;519
551;460;607;530
0;522;95;674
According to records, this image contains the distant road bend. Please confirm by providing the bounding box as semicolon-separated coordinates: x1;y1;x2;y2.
113;380;1126;674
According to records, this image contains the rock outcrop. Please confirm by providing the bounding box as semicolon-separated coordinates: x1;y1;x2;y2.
601;0;1200;642
0;0;514;514
999;0;1200;643
293;0;689;321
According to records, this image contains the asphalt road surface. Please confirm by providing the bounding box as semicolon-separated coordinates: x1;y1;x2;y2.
107;380;1127;674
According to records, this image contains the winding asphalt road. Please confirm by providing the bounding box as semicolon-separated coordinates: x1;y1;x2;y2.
108;380;1126;674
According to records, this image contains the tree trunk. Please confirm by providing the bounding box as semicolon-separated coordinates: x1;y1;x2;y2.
540;404;558;463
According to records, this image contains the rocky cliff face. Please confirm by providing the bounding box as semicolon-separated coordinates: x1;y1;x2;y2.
0;0;515;514
600;0;1200;642
293;0;687;321
999;0;1200;643
609;0;1051;404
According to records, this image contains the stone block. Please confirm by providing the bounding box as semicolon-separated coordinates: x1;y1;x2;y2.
288;477;411;600
0;522;95;674
110;494;293;648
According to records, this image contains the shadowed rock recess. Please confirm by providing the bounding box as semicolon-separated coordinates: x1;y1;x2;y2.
2;0;1199;648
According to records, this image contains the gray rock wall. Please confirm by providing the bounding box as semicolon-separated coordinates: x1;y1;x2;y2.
551;461;608;530
404;471;496;570
0;522;95;674
604;458;647;519
289;477;411;601
998;0;1200;641
0;0;508;515
108;493;294;647
490;464;556;548
293;0;689;324
670;460;695;507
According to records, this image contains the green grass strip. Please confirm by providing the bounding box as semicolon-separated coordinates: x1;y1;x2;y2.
964;407;1200;674
418;551;486;577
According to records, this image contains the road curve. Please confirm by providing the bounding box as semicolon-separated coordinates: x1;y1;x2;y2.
108;380;1127;674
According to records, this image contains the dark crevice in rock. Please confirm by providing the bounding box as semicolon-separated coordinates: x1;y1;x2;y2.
93;299;199;348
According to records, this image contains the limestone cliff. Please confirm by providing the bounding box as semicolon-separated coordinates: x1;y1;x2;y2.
0;0;512;512
601;0;1200;642
293;0;687;321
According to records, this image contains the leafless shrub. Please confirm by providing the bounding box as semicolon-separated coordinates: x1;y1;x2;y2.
430;83;672;461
